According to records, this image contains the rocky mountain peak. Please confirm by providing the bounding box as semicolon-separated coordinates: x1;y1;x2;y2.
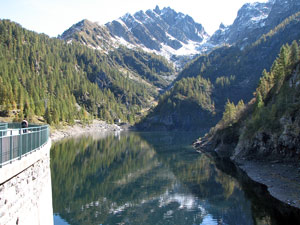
59;19;114;52
219;23;226;29
210;0;300;47
154;5;161;14
59;6;210;67
59;0;300;68
210;1;274;46
104;6;209;63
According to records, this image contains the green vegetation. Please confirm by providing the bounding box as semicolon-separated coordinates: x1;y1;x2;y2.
252;11;300;48
215;75;236;88
138;76;215;130
51;132;250;225
51;133;172;224
176;10;300;103
243;41;300;138
110;46;174;89
220;99;245;127
161;76;215;112
139;10;300;130
205;40;300;157
0;20;174;125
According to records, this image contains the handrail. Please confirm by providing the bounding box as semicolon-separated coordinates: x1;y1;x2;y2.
0;122;50;168
0;122;8;130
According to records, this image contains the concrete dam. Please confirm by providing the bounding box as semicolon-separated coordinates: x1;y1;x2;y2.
0;122;53;225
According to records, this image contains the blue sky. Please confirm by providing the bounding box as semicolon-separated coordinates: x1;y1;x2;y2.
0;0;268;37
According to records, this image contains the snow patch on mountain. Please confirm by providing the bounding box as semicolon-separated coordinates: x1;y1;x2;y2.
105;6;211;62
210;0;275;45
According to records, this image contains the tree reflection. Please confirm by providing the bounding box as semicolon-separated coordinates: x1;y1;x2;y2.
51;132;299;225
51;132;174;225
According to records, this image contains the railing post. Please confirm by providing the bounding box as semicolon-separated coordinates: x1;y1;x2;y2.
0;132;2;168
31;128;33;151
39;127;41;148
26;130;28;154
19;128;22;160
9;130;13;163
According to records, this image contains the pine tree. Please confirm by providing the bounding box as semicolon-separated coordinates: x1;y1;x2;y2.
221;100;237;126
291;40;299;65
255;92;264;110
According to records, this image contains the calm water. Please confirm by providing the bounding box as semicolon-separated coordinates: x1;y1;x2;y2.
50;131;300;225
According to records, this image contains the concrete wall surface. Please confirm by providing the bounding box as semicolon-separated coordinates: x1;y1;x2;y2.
0;140;53;225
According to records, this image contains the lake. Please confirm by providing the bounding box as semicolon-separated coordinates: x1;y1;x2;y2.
51;131;300;225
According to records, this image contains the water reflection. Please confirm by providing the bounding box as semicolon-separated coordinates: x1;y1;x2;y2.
51;132;300;225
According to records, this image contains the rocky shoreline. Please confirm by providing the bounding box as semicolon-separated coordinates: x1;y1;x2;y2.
194;140;300;210
50;120;124;142
236;159;300;209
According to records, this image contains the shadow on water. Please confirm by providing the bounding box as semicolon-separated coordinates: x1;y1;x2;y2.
50;131;300;225
207;153;300;225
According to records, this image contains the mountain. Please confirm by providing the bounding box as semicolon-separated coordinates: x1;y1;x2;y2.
59;0;300;71
59;19;115;53
210;0;274;46
59;19;175;88
60;6;211;68
0;19;174;125
210;0;300;47
2;0;300;129
138;7;300;130
106;6;209;58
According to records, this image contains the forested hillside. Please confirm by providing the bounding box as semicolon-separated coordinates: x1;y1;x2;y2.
197;40;300;160
138;76;215;130
138;10;300;130
0;20;174;125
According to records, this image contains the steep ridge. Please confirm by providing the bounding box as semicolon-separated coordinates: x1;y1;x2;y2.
138;8;300;130
210;0;274;46
60;6;211;68
106;6;209;58
59;19;114;53
210;0;300;47
59;0;300;69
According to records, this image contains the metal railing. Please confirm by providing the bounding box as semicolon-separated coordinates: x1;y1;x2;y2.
0;122;50;167
0;122;8;130
0;123;8;137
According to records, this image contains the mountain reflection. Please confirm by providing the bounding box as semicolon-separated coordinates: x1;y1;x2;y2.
51;132;276;225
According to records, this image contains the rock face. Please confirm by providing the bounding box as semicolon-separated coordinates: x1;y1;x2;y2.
266;0;300;27
210;0;300;47
59;19;115;53
59;0;300;67
106;6;209;57
235;65;300;161
59;0;300;73
59;6;210;67
210;1;274;46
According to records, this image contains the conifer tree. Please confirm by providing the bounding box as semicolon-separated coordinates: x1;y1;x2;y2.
291;40;299;64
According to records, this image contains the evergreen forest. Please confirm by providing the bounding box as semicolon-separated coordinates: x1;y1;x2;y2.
0;19;174;125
